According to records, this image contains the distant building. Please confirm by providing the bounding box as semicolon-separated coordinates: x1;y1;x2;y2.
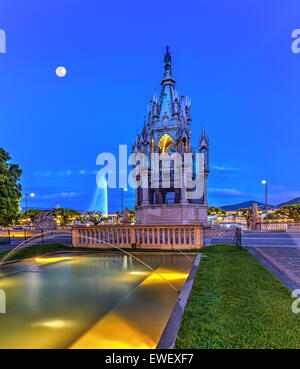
132;47;209;225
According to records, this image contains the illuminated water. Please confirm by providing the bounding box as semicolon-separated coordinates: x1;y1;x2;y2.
90;175;108;215
0;253;193;349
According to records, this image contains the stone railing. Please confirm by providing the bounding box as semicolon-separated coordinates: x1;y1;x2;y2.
203;227;238;246
72;224;203;250
204;227;236;239
253;222;300;232
260;222;288;231
287;222;300;232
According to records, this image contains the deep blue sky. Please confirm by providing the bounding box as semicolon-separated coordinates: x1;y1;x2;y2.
0;0;299;212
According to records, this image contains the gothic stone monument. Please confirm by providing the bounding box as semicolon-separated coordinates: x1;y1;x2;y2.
34;210;57;231
251;202;261;230
132;47;209;226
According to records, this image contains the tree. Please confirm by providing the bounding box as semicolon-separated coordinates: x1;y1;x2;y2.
128;209;136;223
0;148;22;226
264;212;282;220
22;209;41;224
115;211;121;223
275;205;300;222
238;208;252;229
101;216;110;223
51;208;82;226
208;206;226;216
85;211;104;225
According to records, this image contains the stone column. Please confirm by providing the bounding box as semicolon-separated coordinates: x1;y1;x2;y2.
129;227;135;246
203;171;208;205
181;168;188;204
72;228;79;247
141;168;149;206
172;228;176;249
194;226;203;249
135;186;139;207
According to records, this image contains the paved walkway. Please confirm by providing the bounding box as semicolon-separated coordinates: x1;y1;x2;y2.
0;244;15;253
243;231;300;247
0;234;72;254
244;231;300;290
250;246;300;290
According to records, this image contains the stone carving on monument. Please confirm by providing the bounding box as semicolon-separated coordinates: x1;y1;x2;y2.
34;210;57;231
251;202;261;230
120;208;131;224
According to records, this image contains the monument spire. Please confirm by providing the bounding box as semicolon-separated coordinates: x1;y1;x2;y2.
199;127;209;150
161;46;175;86
163;45;172;77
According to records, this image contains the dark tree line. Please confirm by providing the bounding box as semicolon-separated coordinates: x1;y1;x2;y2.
0;148;22;226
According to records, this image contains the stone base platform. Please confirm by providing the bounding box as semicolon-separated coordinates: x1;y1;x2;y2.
135;203;208;226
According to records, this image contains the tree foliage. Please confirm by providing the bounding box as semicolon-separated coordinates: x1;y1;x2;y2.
85;211;104;225
275;205;300;221
22;209;41;223
51;208;82;226
238;208;252;229
264;212;282;220
100;216;110;223
115;211;121;223
208;206;226;216
0;148;22;226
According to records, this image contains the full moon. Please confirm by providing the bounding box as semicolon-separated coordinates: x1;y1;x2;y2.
56;66;67;77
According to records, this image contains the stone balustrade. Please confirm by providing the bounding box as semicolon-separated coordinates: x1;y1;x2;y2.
260;222;288;231
252;222;300;232
72;224;203;249
287;222;300;232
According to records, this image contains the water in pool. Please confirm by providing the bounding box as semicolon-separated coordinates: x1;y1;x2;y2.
0;253;194;349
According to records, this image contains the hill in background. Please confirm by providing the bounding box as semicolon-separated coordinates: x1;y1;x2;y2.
277;197;300;207
220;197;300;211
220;201;275;211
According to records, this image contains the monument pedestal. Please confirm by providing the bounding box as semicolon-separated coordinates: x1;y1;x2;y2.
135;203;208;226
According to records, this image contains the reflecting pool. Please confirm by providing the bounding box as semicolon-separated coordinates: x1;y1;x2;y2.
0;253;194;349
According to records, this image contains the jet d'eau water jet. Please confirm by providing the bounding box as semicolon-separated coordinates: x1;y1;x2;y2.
90;175;108;216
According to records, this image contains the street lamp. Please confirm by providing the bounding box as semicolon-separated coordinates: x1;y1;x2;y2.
121;188;128;212
261;180;268;217
25;192;35;213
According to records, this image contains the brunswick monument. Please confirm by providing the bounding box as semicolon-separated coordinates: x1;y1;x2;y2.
132;47;209;226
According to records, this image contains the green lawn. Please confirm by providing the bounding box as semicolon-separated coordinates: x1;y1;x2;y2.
175;245;300;349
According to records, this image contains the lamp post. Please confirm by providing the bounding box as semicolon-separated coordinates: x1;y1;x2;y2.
121;188;128;212
25;192;35;213
261;180;268;217
23;193;35;240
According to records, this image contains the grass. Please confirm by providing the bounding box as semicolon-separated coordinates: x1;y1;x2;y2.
175;245;300;349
